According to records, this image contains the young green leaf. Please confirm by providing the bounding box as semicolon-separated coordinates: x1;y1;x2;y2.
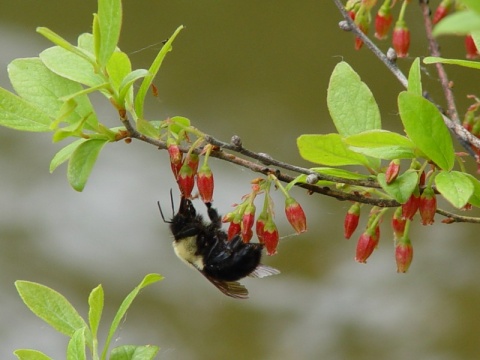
433;10;480;36
118;69;150;109
0;87;51;132
407;58;422;96
15;281;88;337
435;171;474;208
137;117;159;138
109;345;160;360
460;0;480;14
67;328;87;360
327;61;381;136
345;130;416;159
14;349;53;360
134;25;184;119
97;0;123;67
50;139;87;173
101;274;163;360
40;46;105;88
88;285;104;339
463;174;480;208
424;56;480;70
297;134;369;166
398;91;454;170
377;170;418;204
67;138;108;191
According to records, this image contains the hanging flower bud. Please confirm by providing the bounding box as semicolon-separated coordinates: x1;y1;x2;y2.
167;141;183;179
285;197;307;234
227;218;241;241
433;0;453;25
187;153;199;175
391;207;406;238
241;203;256;243
375;0;393;40
392;20;410;58
255;211;268;243
419;186;436;225
177;162;195;198
465;35;480;60
402;187;420;220
355;226;380;263
354;13;370;50
385;159;401;184
261;219;279;256
395;234;413;273
197;163;214;203
344;202;361;239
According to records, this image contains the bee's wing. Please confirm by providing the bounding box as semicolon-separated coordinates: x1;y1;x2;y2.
199;270;249;299
249;264;281;278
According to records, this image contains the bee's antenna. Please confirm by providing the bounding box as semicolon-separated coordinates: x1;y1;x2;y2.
157;201;171;223
169;188;175;214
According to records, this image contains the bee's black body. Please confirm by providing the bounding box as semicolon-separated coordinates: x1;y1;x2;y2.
161;196;279;299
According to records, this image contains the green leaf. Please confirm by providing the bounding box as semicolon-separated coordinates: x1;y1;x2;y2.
134;25;184;119
67;138;108;192
407;58;422;96
345;130;416;159
101;274;163;360
50;139;87;173
377;171;418;204
8;58;99;131
88;285;104;339
167;116;191;137
14;349;53;360
433;10;480;36
67;328;87;360
15;281;87;337
460;0;480;14
463;174;480;208
118;69;149;109
110;345;160;360
297;134;369;166
137;117;159;138
106;51;132;90
0;87;51;132
40;46;105;88
424;56;480;70
327;61;381;136
97;0;123;67
398;91;454;170
435;171;474;208
311;167;373;180
36;27;95;66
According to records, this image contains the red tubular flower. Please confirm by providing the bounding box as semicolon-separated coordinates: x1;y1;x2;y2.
167;142;183;179
385;159;400;184
227;218;241;240
285;197;307;234
261;220;279;256
465;35;479;60
344;202;360;239
395;235;413;273
402;187;420;220
255;211;268;243
241;204;256;243
391;207;406;238
196;163;214;203
375;1;393;40
355;226;380;263
433;0;453;25
176;162;195;198
392;21;410;58
187;153;199;175
419;187;436;225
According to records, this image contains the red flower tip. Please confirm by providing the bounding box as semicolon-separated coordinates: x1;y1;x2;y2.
344;203;360;239
176;162;195;199
392;22;410;58
241;204;256;242
285;197;307;234
261;220;279;256
227;219;241;241
385;159;401;184
401;189;420;220
419;187;436;225
167;143;183;179
433;0;452;25
465;35;480;60
391;207;406;238
395;235;413;273
375;8;393;40
196;164;214;203
355;226;380;263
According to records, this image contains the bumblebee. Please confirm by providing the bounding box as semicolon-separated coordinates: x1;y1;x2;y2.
159;197;280;299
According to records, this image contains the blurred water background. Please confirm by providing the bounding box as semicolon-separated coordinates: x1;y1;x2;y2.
1;1;480;359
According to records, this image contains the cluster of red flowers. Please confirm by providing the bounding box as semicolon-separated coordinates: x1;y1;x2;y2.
168;140;214;202
168;141;307;256
343;162;438;273
345;0;479;59
221;177;307;256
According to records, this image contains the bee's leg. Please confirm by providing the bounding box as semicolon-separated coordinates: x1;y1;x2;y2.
205;202;222;228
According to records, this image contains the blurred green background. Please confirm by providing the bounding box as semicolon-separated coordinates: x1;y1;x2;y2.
1;1;480;359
